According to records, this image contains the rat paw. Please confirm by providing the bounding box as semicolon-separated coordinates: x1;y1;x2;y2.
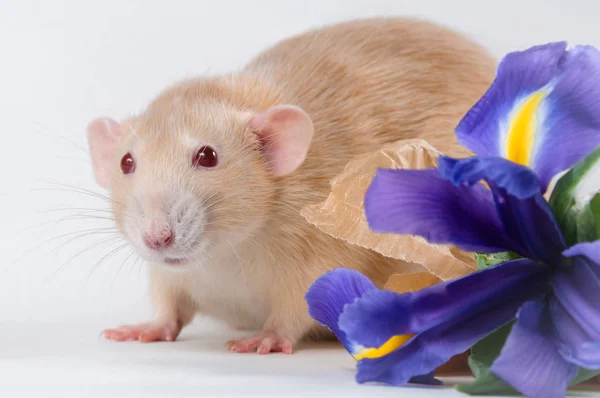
226;331;293;355
103;321;181;343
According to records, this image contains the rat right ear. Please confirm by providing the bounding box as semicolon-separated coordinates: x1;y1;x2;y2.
249;105;315;177
87;117;122;189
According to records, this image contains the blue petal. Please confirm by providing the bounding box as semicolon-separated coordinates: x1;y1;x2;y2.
439;156;567;263
491;301;578;398
550;257;600;362
438;156;542;199
305;268;376;352
563;240;600;266
532;45;600;189
455;42;600;190
354;279;543;386
364;168;517;253
553;256;600;333
339;259;549;348
456;42;567;161
551;243;600;368
550;295;600;368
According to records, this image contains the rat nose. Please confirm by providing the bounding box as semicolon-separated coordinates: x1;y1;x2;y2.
142;223;174;250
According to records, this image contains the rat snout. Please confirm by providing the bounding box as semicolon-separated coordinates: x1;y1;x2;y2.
127;189;205;265
142;221;174;251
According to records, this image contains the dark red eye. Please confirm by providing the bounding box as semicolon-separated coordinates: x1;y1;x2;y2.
193;146;218;168
120;152;136;174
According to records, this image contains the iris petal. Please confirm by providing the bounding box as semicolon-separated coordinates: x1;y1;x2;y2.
455;42;600;190
438;156;541;199
455;42;567;164
491;301;578;398
339;259;549;348
305;268;376;352
305;269;446;386
550;296;600;368
438;156;567;263
354;279;544;387
364;168;515;253
563;240;600;267
551;257;600;347
532;45;600;189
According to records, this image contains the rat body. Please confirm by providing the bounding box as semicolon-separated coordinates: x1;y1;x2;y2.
88;17;496;354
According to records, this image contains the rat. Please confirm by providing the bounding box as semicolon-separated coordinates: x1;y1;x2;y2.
86;17;496;354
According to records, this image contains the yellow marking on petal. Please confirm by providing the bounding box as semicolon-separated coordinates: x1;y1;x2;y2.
352;334;414;360
506;91;548;167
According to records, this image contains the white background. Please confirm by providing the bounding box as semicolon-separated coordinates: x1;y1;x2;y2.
0;1;599;397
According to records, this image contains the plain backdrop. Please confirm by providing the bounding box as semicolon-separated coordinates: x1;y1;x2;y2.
1;1;600;397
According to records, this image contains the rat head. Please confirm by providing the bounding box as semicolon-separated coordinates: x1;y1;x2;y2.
86;95;314;269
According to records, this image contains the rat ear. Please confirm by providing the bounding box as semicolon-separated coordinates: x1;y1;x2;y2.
249;105;314;176
87;117;122;189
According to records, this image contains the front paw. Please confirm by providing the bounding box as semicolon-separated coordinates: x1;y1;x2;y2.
103;321;181;343
226;331;293;355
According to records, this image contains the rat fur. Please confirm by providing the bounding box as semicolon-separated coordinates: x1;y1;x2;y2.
87;17;496;354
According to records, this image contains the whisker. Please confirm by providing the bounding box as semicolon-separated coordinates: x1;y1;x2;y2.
128;254;145;282
49;235;125;279
16;212;117;236
13;228;119;266
110;248;138;293
32;181;126;208
48;228;120;253
84;243;130;287
23;118;91;156
36;207;116;215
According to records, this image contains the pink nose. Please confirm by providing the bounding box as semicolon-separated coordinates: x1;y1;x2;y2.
143;227;174;250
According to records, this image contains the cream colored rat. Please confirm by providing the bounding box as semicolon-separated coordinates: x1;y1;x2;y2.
87;17;496;354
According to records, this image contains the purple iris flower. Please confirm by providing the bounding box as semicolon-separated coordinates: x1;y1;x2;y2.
308;157;600;398
456;41;600;192
305;42;600;398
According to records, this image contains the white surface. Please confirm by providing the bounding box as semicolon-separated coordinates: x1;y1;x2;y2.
0;318;476;398
1;0;600;397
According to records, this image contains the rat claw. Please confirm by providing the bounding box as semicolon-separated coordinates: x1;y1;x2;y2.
102;321;181;343
228;331;293;355
281;341;294;355
257;337;276;355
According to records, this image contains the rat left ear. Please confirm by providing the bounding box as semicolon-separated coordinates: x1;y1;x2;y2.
87;117;122;189
249;105;314;177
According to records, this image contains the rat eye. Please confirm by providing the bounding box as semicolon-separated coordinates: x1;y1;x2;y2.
193;146;218;168
120;152;136;174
